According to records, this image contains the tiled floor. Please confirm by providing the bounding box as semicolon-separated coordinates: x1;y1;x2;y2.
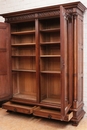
0;108;87;130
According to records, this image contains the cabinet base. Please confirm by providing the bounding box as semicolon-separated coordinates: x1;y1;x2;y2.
2;101;85;126
71;110;85;126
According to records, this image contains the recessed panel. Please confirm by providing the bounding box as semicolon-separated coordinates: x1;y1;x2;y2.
0;51;7;75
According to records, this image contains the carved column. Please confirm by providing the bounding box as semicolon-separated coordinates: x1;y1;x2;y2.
73;14;78;108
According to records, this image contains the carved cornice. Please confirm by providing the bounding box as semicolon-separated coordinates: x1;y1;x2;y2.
5;10;60;23
5;13;35;23
1;1;86;23
38;10;60;18
5;9;72;23
5;7;83;23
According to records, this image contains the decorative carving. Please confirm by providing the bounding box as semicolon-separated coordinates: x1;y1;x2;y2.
66;9;73;14
5;8;77;23
5;10;60;22
38;10;60;18
5;13;35;23
63;9;73;21
66;13;72;21
73;13;78;20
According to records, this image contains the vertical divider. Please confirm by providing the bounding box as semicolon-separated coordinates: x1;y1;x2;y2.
35;18;40;103
60;6;68;119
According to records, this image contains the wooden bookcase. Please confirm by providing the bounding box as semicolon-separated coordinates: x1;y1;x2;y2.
0;1;86;126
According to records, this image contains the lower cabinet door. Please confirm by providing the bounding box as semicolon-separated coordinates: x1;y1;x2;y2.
33;107;73;121
2;102;36;114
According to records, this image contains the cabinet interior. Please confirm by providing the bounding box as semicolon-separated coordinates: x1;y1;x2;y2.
40;18;60;43
11;21;36;101
11;17;61;105
40;74;61;104
12;72;36;101
39;17;61;105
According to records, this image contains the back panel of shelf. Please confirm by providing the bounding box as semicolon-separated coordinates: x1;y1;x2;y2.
40;44;60;55
40;57;60;71
40;17;60;43
40;73;61;105
12;46;35;56
12;72;36;101
11;34;35;45
11;21;35;32
11;21;35;45
12;56;36;70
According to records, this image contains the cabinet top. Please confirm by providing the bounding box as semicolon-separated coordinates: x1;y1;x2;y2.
0;1;86;23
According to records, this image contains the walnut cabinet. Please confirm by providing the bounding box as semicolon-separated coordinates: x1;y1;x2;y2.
0;1;86;126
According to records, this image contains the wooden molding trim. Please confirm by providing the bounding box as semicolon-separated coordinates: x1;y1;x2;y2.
38;10;60;18
1;2;85;23
5;10;60;22
5;13;35;22
5;9;76;23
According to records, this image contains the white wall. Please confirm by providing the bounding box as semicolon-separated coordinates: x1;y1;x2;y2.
0;0;87;116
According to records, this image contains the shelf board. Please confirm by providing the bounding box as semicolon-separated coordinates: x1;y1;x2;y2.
12;69;36;72
40;71;61;74
40;55;61;58
12;55;36;57
13;93;36;101
11;30;35;35
11;43;36;46
40;28;60;32
41;98;61;105
40;42;60;45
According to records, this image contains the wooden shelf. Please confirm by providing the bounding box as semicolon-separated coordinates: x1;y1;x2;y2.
40;42;60;45
11;30;35;35
41;98;61;105
12;55;36;57
13;93;36;101
11;43;36;46
40;55;61;58
40;71;61;74
12;69;36;72
40;28;60;32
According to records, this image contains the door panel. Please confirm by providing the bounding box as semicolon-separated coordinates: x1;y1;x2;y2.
60;6;72;119
0;22;12;101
